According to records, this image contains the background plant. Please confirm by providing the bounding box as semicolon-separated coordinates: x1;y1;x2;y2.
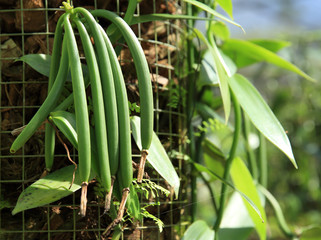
180;1;320;239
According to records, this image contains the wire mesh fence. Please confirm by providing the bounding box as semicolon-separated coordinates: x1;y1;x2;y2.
1;0;190;239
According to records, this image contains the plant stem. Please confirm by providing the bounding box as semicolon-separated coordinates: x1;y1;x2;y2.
259;133;268;188
213;90;241;232
200;172;218;214
258;185;295;239
186;1;197;222
196;131;219;214
242;112;258;180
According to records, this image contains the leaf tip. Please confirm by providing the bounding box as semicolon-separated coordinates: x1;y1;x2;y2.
11;208;19;215
290;157;298;169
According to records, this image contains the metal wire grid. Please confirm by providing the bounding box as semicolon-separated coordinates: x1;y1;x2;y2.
0;0;188;239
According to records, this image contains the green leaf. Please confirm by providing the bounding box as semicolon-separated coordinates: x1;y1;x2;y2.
250;39;291;52
192;161;264;222
194;29;231;122
223;39;290;68
300;226;321;240
202;139;225;180
230;157;266;240
49;111;77;149
130;116;180;197
216;0;233;19
199;50;236;87
199;51;218;86
228;74;297;168
131;13;212;25
182;220;215;240
17;54;51;77
211;21;230;41
12;165;94;215
222;39;315;81
183;0;243;31
219;192;254;240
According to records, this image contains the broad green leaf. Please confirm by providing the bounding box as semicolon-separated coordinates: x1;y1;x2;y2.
222;39;314;81
182;220;215;240
300;226;321;240
12;165;94;215
183;0;243;31
216;0;233;19
202;139;225;180
223;39;291;68
251;39;291;52
211;21;230;41
17;54;90;82
230;157;266;240
199;51;218;86
219;192;254;240
130;116;180;197
131;14;212;25
228;74;297;168
194;29;231;122
49;111;77;149
199;50;236;87
192;161;264;222
17;54;51;77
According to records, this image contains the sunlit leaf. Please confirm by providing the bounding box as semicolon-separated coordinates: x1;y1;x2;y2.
211;21;230;41
17;54;51;77
228;74;297;168
199;51;218;86
219;192;254;240
191;161;264;222
222;39;314;81
130;116;180;197
222;39;290;68
194;29;231;122
251;39;291;52
131;13;212;25
182;220;215;240
12;166;94;215
183;0;243;31
230;157;266;240
216;0;233;19
199;50;236;87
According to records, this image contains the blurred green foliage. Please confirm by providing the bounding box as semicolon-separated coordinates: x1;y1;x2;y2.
240;31;321;236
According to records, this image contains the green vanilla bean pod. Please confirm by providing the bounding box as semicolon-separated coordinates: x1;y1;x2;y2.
44;13;67;174
64;14;91;217
74;8;119;189
91;9;153;183
99;25;132;189
10;38;69;153
74;18;112;211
